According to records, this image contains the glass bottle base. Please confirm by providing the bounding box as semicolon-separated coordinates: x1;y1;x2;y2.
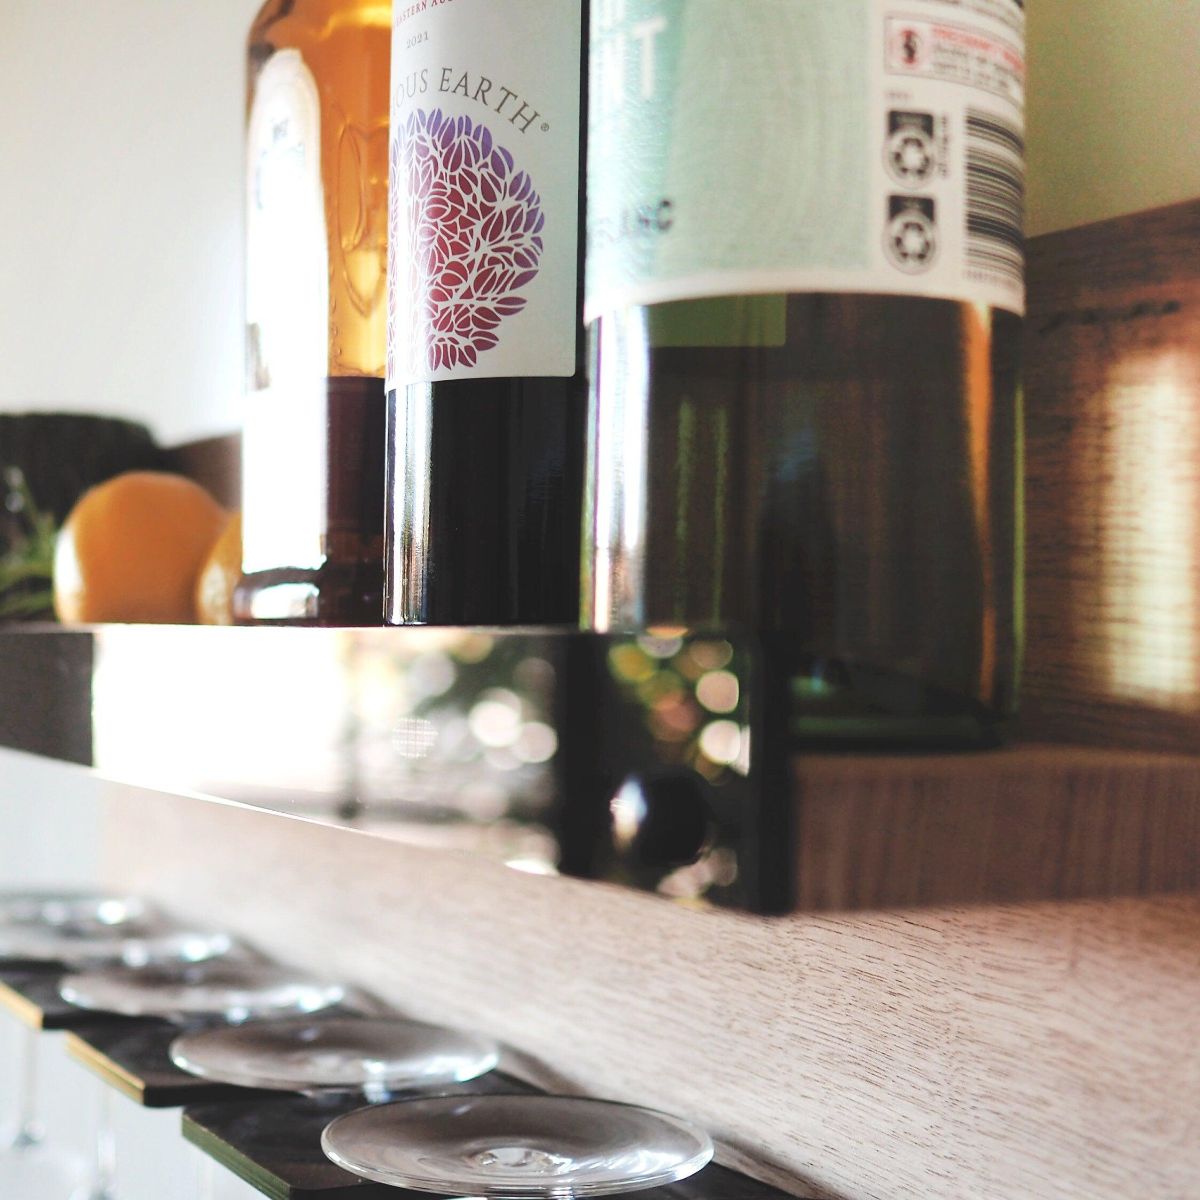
233;565;384;626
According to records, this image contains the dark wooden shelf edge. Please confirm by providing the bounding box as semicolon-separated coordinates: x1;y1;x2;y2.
793;743;1200;910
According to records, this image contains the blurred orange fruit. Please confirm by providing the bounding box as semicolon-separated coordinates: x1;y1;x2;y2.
194;512;242;626
53;471;228;624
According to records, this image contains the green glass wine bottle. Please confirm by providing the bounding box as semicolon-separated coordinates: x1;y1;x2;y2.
584;0;1026;747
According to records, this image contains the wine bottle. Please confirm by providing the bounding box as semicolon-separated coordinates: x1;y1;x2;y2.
585;1;1026;746
384;0;588;626
235;0;390;625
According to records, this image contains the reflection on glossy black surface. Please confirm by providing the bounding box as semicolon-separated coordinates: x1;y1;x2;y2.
0;626;783;912
91;627;564;866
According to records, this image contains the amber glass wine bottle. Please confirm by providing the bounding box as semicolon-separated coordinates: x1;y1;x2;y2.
383;0;588;626
585;1;1026;746
234;0;390;625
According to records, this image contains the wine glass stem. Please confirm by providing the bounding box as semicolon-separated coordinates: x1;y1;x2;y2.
11;1025;44;1149
88;1086;118;1199
199;1151;216;1200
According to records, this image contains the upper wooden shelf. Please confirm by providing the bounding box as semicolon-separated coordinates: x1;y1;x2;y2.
1020;199;1200;756
794;742;1200;909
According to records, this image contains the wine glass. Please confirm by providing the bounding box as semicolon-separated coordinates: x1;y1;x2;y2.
59;960;350;1200
320;1094;715;1197
169;1014;501;1103
0;889;229;1196
58;960;347;1024
0;1007;85;1194
0;890;149;932
0;905;233;969
170;1015;503;1199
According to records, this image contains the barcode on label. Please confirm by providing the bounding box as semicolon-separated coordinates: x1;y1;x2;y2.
965;109;1024;285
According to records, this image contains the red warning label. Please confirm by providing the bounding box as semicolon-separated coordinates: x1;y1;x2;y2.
886;18;1025;106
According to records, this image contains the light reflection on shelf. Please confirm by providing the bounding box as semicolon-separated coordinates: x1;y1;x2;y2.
606;635;750;778
91;627;560;872
1101;351;1200;704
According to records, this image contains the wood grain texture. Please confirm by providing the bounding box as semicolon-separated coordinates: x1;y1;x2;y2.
1022;199;1200;751
92;774;1200;1200
794;743;1200;908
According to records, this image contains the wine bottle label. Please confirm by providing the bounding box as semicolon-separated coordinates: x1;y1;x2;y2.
586;0;1026;323
387;0;583;389
244;49;328;573
246;50;328;394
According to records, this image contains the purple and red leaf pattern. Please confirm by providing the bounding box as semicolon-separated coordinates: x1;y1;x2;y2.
389;108;545;378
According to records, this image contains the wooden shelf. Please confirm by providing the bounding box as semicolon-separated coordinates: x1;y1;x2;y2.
1021;199;1200;755
793;743;1200;909
0;625;1197;913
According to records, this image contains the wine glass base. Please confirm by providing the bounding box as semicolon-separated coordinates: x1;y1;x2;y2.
59;961;346;1022
70;1185;118;1200
169;1016;500;1094
321;1095;714;1197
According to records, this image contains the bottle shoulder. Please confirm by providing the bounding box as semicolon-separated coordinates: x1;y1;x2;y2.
250;0;390;48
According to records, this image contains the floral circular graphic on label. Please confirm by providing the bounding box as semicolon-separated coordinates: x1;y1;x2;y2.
390;108;545;377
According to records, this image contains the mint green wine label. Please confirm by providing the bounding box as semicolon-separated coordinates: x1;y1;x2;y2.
586;0;1026;322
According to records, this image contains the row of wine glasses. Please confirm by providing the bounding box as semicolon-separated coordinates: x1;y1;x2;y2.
0;888;236;1198
163;1010;712;1198
4;888;716;1200
64;959;714;1199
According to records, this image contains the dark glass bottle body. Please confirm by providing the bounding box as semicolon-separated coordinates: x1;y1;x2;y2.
384;3;589;627
585;295;1022;747
584;0;1025;747
388;378;587;625
235;0;390;625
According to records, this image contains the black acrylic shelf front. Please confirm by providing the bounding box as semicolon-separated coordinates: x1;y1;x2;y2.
0;625;789;913
3;624;1200;913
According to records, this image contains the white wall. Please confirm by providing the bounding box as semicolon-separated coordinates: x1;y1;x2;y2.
0;0;262;445
1026;0;1200;235
0;749;263;1199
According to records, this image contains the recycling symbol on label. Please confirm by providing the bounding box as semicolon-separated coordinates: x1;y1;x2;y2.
886;198;938;273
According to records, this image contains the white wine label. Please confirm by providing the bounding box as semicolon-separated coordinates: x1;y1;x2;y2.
244;49;327;572
246;50;327;393
388;0;582;388
586;0;1026;322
